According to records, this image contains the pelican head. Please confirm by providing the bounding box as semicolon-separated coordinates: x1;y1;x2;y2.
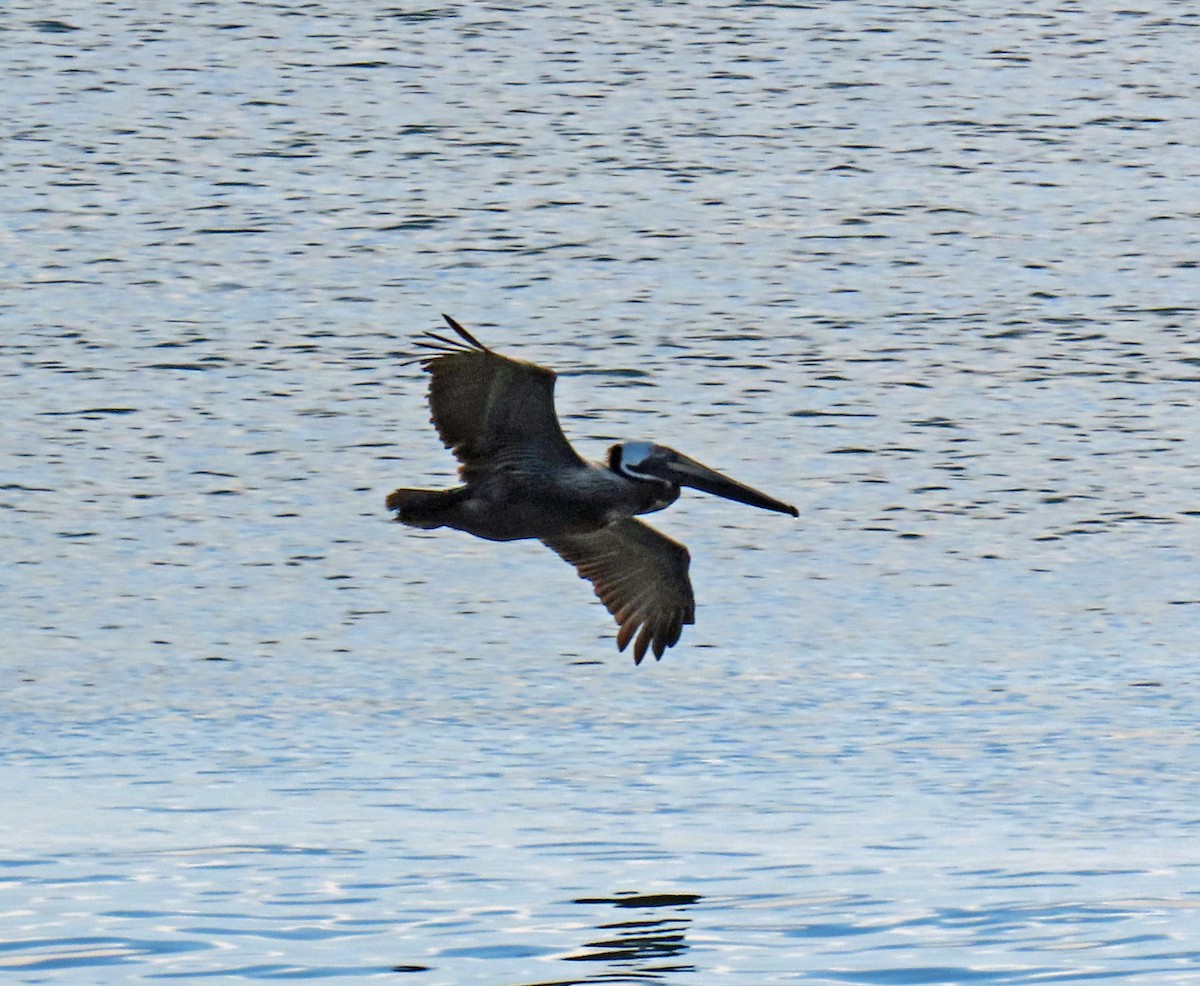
609;442;798;517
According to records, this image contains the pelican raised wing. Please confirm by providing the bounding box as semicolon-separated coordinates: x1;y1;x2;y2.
387;314;797;663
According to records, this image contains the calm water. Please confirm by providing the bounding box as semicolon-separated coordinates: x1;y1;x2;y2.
3;2;1199;982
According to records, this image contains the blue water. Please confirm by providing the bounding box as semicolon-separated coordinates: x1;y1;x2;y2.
3;1;1199;982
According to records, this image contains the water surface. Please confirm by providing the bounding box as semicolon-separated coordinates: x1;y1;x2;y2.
3;2;1199;982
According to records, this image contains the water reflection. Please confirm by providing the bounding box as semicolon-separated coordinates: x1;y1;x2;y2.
521;893;701;985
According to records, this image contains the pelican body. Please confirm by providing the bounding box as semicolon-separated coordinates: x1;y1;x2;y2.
388;315;797;663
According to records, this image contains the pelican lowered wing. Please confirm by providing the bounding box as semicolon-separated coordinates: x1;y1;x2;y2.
542;519;696;664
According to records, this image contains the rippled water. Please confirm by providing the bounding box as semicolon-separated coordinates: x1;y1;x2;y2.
3;2;1199;983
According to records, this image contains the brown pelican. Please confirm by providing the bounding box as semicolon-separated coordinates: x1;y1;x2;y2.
387;315;797;664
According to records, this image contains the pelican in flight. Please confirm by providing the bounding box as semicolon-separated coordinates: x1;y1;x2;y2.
387;315;797;663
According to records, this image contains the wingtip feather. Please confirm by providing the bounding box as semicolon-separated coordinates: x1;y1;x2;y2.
441;314;489;352
616;622;635;652
634;626;654;664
